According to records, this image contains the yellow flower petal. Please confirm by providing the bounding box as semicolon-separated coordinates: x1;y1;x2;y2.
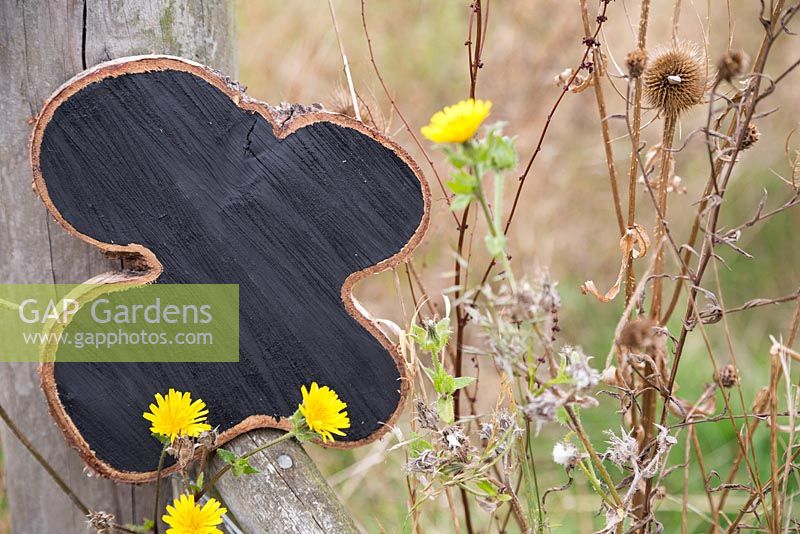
142;388;211;442
421;99;492;144
297;382;350;443
163;494;227;534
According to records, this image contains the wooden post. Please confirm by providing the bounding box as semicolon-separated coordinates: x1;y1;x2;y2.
0;2;355;532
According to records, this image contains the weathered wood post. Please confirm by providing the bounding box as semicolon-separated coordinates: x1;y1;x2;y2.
0;2;356;532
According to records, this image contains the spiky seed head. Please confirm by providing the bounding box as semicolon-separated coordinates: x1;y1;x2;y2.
740;123;760;150
643;42;706;117
715;364;739;388
716;49;748;82
625;47;648;79
328;88;385;132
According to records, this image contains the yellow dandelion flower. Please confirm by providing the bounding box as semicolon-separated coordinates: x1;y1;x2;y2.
163;494;226;534
143;389;211;442
298;382;350;443
421;99;492;144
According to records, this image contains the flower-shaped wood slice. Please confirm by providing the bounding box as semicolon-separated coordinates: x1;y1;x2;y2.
30;56;429;482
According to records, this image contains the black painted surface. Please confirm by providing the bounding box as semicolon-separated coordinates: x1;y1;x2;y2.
38;70;424;472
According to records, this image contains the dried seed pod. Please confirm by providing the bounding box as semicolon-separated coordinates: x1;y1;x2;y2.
601;365;620;386
740;123;760;150
415;398;440;430
716;49;748;82
87;511;115;534
715;364;740;388
752;386;770;412
619;317;658;351
197;427;219;451
625;47;648;79
643;42;706;117
166;435;198;469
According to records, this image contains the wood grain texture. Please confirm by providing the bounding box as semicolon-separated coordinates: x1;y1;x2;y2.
31;57;430;482
208;433;358;533
0;2;235;533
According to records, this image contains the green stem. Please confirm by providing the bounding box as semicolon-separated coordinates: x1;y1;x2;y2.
565;406;622;506
194;431;295;500
474;172;516;290
520;421;544;532
153;444;169;534
577;459;616;509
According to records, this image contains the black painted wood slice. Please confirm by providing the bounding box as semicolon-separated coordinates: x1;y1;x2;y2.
30;56;429;482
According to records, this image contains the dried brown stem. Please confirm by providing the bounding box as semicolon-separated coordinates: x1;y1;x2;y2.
649;113;678;320
360;0;458;224
580;0;625;236
624;0;651;305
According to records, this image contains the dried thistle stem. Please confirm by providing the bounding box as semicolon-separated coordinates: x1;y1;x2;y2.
579;0;624;236
768;352;781;531
624;0;651;303
327;0;360;122
649;113;678;320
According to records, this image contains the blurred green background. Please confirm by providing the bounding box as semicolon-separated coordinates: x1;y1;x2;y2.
2;1;799;532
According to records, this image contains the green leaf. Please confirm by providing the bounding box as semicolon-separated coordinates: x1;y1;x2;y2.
432;367;455;395
408;433;433;457
231;458;260;476
124;519;156;534
189;472;205;493
452;376;476;391
216;448;237;464
437;395;455;425
450;193;474;211
555;406;570;426
217;448;260;476
446;170;478;195
442;145;470;169
488;134;517;172
475;479;498;498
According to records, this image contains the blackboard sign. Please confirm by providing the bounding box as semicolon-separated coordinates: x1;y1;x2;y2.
30;56;429;482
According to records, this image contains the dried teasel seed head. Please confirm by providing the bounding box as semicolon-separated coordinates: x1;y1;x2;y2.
643;42;706;117
715;364;740;388
625;47;648;79
740;123;760;150
619;317;658;351
716;49;748;82
328;88;385;132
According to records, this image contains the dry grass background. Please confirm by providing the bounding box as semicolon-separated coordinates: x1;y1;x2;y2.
1;1;799;532
237;1;800;531
237;0;800;348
